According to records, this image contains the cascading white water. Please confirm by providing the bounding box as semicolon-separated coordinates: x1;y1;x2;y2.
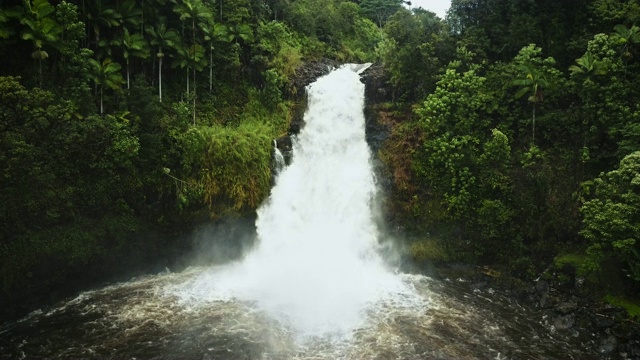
272;140;286;174
177;64;411;336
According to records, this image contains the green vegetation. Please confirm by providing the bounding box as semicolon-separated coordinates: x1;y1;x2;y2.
604;295;640;319
410;239;449;263
374;0;640;299
554;254;589;270
1;0;640;315
0;0;381;311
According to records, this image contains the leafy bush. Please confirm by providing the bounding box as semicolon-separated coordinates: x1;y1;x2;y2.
581;151;640;280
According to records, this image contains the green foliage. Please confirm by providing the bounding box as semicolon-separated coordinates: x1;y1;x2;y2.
0;0;419;313
176;122;273;214
90;57;125;114
253;21;302;81
369;0;640;296
360;0;403;28
20;0;62;85
604;294;640;319
0;76;146;292
379;8;453;102
112;27;149;88
590;0;640;28
554;253;589;270
410;239;449;263
581;151;640;281
569;52;609;85
412;60;521;260
273;0;379;61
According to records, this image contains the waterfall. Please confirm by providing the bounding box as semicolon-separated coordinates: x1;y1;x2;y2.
273;140;285;174
178;64;408;337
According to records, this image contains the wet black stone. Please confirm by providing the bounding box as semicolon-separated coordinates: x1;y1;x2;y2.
535;280;549;294
593;313;616;328
554;314;576;330
539;293;552;309
598;335;618;355
555;301;578;315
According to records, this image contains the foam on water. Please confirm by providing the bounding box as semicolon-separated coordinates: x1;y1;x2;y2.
173;64;417;336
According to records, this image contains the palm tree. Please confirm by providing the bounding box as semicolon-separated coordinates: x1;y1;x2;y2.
172;39;192;95
172;0;213;48
188;43;206;125
512;64;549;144
569;52;608;85
91;58;125;114
171;41;205;124
172;0;213;100
200;21;226;93
20;0;62;87
146;17;181;102
113;27;149;89
85;1;121;50
611;24;640;70
116;0;143;30
219;23;253;44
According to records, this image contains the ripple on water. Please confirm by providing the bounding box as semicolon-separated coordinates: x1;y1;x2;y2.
0;269;598;359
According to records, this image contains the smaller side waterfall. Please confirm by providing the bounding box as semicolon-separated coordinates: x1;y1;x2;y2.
273;140;286;174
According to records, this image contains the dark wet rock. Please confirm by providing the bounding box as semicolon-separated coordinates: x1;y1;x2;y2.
539;293;552;309
275;136;294;165
598;335;618;355
593;313;616;328
556;301;578;315
291;58;339;93
275;136;292;152
626;340;640;358
361;63;391;155
364;110;389;155
535;280;549;295
554;314;576;330
361;63;390;105
361;62;393;195
289;102;306;135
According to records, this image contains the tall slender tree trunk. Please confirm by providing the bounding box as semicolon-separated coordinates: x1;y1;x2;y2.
126;60;130;89
100;87;104;114
193;68;197;126
532;104;536;144
186;66;190;95
82;0;87;48
209;43;213;93
38;58;42;87
159;56;163;102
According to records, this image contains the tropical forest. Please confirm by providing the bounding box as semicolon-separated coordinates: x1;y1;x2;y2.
1;0;640;357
